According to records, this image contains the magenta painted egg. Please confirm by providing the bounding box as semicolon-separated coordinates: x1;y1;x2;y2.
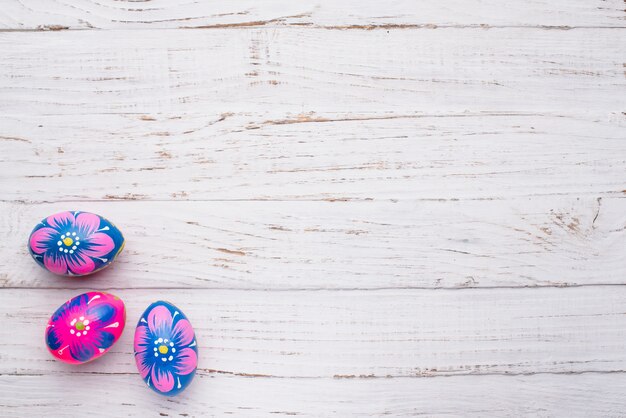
45;291;126;364
28;211;125;277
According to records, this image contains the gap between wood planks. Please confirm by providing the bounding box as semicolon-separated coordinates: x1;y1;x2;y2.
2;369;626;379
4;197;624;204
2;283;626;291
1;23;625;32
3;192;625;204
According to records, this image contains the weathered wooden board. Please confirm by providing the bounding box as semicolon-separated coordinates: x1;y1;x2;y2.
1;373;625;417
0;29;624;115
0;0;624;30
1;112;624;202
2;287;625;377
2;198;624;289
1;1;624;416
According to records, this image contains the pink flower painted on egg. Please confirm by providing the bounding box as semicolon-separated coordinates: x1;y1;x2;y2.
28;211;125;276
134;301;198;396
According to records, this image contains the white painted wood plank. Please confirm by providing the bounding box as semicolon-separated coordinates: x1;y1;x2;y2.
0;0;624;30
1;373;625;417
0;3;623;416
0;112;624;202
1;287;625;377
0;29;624;115
2;198;624;289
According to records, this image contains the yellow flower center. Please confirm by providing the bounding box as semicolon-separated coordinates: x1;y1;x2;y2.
63;237;74;246
75;321;85;331
158;345;169;354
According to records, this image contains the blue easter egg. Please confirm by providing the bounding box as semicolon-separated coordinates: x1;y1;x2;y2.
134;301;198;396
28;211;125;277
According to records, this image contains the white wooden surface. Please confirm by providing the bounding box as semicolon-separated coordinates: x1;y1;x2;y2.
0;1;625;417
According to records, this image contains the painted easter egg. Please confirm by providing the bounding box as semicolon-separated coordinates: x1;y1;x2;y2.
45;291;126;364
28;211;125;276
134;301;198;396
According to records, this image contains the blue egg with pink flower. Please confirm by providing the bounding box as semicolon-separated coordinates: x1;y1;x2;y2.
134;301;198;396
28;211;125;276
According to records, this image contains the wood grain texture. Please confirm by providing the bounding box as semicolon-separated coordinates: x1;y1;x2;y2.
1;198;624;289
0;0;624;30
1;1;625;416
0;28;624;115
2;287;625;377
1;112;624;202
2;373;625;417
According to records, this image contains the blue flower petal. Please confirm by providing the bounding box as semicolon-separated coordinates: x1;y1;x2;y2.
96;331;115;350
46;327;62;350
153;361;177;380
86;302;115;323
70;340;95;362
68;293;89;312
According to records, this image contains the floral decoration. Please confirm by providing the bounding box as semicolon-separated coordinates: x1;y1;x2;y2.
29;211;124;276
134;301;198;396
45;291;125;364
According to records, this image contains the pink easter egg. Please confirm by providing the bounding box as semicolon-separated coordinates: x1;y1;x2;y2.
45;291;126;364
